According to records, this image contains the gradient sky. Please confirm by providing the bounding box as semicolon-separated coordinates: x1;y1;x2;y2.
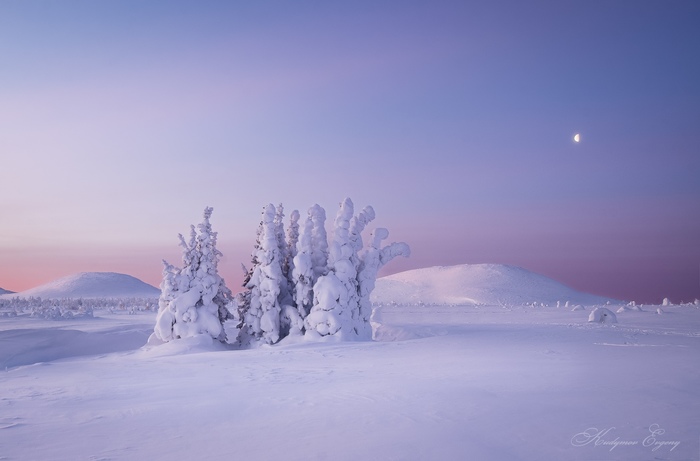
1;0;699;303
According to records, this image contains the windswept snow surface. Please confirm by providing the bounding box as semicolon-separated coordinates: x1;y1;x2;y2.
372;264;618;306
1;276;699;460
0;272;160;299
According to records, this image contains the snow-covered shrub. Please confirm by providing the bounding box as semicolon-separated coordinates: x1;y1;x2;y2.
662;298;672;306
588;307;617;324
153;207;235;344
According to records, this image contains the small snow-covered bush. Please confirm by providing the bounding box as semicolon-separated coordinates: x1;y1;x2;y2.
588;307;617;324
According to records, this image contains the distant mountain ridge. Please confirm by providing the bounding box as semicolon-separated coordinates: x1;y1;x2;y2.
0;272;160;299
372;264;618;306
0;287;14;295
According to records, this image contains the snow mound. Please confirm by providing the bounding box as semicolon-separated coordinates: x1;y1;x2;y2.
0;325;152;369
588;307;618;324
1;272;160;299
140;333;229;358
372;264;617;306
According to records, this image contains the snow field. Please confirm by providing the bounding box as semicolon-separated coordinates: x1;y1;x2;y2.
1;302;698;461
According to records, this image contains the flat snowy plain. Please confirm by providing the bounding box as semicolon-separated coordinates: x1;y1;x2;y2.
1;268;699;461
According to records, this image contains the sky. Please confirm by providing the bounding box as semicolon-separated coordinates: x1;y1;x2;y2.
1;0;698;303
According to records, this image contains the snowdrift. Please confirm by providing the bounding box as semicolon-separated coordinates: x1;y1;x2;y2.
372;264;617;306
0;272;160;299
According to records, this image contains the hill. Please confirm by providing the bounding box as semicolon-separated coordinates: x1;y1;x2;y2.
372;263;618;306
0;287;14;295
0;272;160;299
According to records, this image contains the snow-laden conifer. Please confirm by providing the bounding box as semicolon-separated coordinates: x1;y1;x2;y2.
305;198;359;339
305;199;410;341
281;209;303;331
241;204;285;345
291;213;315;318
349;205;376;256
274;204;288;274
153;207;235;343
309;204;329;280
273;203;294;308
152;261;179;341
357;228;410;339
285;209;300;279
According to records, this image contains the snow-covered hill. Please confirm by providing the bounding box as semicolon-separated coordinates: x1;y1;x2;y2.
0;287;14;295
0;272;160;299
372;263;617;306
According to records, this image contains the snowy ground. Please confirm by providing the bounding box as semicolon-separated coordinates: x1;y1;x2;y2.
1;303;699;461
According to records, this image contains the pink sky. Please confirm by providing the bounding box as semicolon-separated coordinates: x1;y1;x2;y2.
1;1;698;303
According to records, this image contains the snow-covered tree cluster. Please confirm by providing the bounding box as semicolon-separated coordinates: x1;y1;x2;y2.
152;207;236;344
237;198;410;345
151;199;409;346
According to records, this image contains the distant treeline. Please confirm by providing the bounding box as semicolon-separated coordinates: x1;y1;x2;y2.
0;297;157;319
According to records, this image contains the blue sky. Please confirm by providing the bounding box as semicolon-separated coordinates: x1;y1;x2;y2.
1;1;698;302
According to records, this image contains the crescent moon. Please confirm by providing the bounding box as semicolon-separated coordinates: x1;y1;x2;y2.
573;133;580;143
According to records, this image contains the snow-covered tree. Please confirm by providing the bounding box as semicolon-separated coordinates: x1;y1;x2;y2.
273;203;294;309
274;204;288;274
291;213;315;318
278;207;305;338
305;198;360;339
309;204;329;280
285;209;300;279
242;217;264;289
349;205;376;257
153;207;235;343
305;199;410;341
240;204;285;345
357;228;410;339
152;260;180;340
